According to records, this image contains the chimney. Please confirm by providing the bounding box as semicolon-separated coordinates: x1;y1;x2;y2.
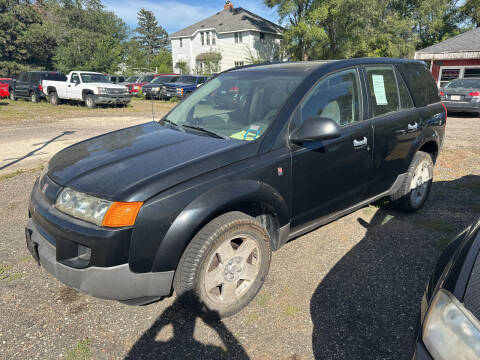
224;1;233;10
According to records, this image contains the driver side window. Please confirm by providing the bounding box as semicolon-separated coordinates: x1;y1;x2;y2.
301;68;362;127
71;73;80;83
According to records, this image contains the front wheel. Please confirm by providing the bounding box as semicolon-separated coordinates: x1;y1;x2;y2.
9;90;16;101
85;94;96;109
49;92;60;105
31;92;39;103
391;151;434;212
174;211;271;318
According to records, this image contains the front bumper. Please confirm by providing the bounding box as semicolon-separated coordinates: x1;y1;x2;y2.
27;177;174;304
442;100;480;114
93;94;131;105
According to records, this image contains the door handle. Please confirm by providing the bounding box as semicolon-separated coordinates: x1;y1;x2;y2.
407;122;418;131
68;85;71;87
353;137;368;148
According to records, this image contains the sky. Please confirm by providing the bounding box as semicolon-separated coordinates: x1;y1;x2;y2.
103;0;281;34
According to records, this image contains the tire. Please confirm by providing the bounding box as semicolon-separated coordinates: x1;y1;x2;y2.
49;92;61;105
85;94;96;109
30;92;39;103
390;151;434;212
9;90;16;101
173;211;271;318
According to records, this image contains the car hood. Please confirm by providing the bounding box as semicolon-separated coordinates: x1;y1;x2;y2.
84;82;127;89
166;82;196;88
47;122;249;202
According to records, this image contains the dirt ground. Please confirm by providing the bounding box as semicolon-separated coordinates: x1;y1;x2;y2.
0;107;478;359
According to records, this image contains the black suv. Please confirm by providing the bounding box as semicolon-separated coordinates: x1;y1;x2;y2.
26;58;446;317
10;71;66;102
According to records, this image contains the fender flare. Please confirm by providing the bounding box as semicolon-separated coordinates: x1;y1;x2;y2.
150;179;290;272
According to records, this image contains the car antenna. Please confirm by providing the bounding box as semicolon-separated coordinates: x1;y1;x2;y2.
151;89;155;122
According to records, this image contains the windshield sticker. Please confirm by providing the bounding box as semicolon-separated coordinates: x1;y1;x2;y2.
230;125;261;141
372;74;388;105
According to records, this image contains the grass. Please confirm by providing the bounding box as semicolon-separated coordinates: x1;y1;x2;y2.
18;256;33;263
65;338;91;360
282;305;300;317
0;97;175;122
7;272;23;282
256;293;271;306
0;164;45;182
246;312;259;324
415;218;457;235
0;264;10;279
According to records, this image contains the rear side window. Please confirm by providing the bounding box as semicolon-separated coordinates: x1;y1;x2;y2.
30;73;41;84
17;72;27;82
395;68;414;109
396;63;439;107
42;72;67;81
365;65;399;117
301;68;362;126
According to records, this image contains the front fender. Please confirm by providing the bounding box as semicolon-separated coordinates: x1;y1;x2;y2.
150;179;289;272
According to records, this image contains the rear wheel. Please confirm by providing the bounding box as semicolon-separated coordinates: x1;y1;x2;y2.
49;92;60;105
30;92;39;103
9;90;16;101
391;151;433;212
85;94;96;109
174;211;271;318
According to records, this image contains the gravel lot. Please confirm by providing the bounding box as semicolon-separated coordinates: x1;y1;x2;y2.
0;111;478;360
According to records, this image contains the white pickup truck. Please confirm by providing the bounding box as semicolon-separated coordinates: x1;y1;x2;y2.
42;71;131;108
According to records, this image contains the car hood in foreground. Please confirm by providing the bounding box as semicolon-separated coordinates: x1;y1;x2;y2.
47;122;250;202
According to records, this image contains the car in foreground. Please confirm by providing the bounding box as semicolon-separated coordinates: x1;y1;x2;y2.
42;71;131;108
142;75;179;99
413;218;480;360
0;77;12;98
26;58;445;318
439;78;480;115
9;71;66;102
163;75;208;99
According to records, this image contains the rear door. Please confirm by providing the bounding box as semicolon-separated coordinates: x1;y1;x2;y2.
16;72;29;97
364;65;420;197
291;67;373;227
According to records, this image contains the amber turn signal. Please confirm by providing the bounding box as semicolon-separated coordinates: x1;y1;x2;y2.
102;202;143;227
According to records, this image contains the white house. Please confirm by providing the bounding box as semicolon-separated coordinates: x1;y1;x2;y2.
169;1;284;74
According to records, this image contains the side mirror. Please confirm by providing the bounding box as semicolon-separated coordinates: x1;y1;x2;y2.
290;117;341;144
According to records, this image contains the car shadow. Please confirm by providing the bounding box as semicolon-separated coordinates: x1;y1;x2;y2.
310;176;479;360
0;131;75;171
0;102;8;106
125;292;250;360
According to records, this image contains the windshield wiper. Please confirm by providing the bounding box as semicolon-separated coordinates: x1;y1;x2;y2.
182;125;228;139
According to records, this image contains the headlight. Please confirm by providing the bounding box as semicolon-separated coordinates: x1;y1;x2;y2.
152;87;160;92
123;87;129;94
55;188;143;227
423;289;480;360
134;85;139;90
97;87;107;95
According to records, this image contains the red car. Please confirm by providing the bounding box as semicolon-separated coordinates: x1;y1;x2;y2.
0;78;12;98
123;73;178;95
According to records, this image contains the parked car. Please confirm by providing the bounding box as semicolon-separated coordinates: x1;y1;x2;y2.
119;74;141;86
163;75;208;98
10;71;66;103
413;218;480;360
143;75;179;99
107;75;126;84
26;58;445;318
125;74;178;95
42;71;131;108
0;78;12;98
439;78;480;115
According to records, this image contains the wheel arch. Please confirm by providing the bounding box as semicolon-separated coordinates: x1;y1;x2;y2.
82;89;94;100
150;180;290;273
47;86;57;94
418;140;439;163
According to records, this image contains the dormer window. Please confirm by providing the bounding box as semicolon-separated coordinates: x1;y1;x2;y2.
234;32;242;44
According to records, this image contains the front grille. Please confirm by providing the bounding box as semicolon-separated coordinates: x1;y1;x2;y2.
107;88;127;95
165;86;181;96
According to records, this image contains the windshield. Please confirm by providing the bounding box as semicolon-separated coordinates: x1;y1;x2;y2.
125;75;140;83
151;76;177;84
177;76;198;84
163;71;305;141
445;79;480;89
139;75;155;83
80;73;110;83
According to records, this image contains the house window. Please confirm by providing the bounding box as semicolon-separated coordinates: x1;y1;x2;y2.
212;32;216;45
234;61;244;67
207;32;210;45
439;68;460;88
201;32;205;46
179;38;183;47
234;32;242;43
260;32;265;42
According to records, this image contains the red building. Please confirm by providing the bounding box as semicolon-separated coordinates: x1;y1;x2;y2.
414;27;480;88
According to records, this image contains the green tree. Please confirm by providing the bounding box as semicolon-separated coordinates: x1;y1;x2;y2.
135;8;168;60
461;0;480;27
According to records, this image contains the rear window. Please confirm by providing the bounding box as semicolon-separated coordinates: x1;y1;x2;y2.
42;72;67;81
396;63;439;107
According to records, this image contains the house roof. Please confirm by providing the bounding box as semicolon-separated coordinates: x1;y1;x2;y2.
415;28;480;60
169;7;284;38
